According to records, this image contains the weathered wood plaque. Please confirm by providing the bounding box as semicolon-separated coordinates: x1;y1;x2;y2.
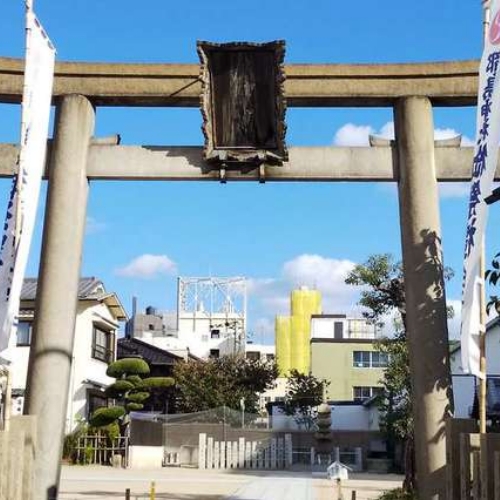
197;40;287;166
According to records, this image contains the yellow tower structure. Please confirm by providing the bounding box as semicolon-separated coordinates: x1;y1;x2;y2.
291;287;322;373
275;316;291;376
275;287;322;375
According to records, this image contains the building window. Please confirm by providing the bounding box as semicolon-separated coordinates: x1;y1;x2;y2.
334;321;344;339
266;353;275;362
92;325;114;363
246;351;260;361
353;351;388;368
211;329;220;339
209;349;220;359
16;321;32;346
353;386;381;402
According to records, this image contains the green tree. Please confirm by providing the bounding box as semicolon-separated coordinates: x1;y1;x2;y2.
346;253;454;493
283;369;330;430
173;354;278;414
346;254;412;490
90;357;174;431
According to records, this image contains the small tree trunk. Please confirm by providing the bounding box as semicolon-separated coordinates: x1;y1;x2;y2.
402;435;416;492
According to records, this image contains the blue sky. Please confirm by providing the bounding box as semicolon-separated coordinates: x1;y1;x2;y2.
0;1;495;342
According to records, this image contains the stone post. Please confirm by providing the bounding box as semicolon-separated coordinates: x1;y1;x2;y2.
24;95;94;500
394;96;454;500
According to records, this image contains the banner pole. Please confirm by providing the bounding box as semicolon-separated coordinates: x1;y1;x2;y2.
2;0;34;433
479;0;491;435
479;244;487;434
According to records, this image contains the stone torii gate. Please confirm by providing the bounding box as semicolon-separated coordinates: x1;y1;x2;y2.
0;57;493;500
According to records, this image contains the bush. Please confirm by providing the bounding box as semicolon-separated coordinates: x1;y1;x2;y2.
125;402;144;411
126;391;150;403
106;358;150;377
377;489;417;500
63;422;88;462
105;380;134;397
126;375;144;386
88;421;120;441
89;406;126;427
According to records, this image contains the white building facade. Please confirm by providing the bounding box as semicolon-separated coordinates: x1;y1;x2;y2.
4;277;127;433
311;314;377;341
129;276;247;360
450;317;500;419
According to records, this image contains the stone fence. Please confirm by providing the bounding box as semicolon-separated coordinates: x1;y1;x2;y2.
0;416;36;500
198;432;293;470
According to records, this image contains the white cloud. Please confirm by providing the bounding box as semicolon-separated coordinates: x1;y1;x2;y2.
379;122;395;139
85;216;106;235
247;277;289;316
248;255;468;345
333;121;472;147
247;254;361;337
433;127;461;141
333;123;374;147
115;254;177;279
282;254;356;297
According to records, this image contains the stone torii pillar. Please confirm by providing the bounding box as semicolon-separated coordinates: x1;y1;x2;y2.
395;96;454;500
24;95;94;500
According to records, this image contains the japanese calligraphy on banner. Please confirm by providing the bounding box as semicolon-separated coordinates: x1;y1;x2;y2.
461;0;500;377
0;8;55;352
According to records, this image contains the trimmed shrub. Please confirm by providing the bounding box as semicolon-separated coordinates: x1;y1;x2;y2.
105;380;134;397
126;375;144;387
126;391;150;403
89;406;126;428
125;402;144;412
106;358;150;378
377;489;417;500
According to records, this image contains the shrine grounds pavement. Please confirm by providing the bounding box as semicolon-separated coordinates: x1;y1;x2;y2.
59;465;403;500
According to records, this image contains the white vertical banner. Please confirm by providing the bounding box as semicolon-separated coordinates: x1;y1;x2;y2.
0;7;55;352
461;0;500;377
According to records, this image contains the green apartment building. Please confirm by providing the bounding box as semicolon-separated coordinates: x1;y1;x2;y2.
309;315;387;401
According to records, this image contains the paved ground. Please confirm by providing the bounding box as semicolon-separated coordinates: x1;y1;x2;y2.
314;473;403;500
227;474;313;500
59;466;403;500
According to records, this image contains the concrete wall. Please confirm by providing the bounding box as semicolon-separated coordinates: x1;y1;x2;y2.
129;418;384;470
310;340;385;401
128;446;164;469
271;403;379;432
